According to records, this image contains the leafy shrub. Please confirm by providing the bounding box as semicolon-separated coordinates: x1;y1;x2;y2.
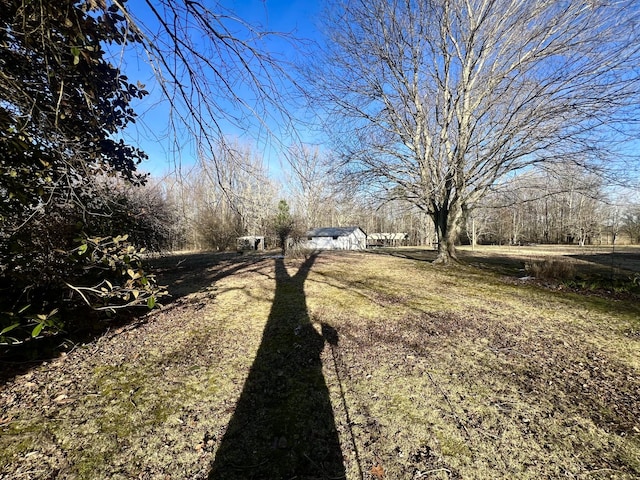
0;175;174;347
65;234;166;312
0;233;166;345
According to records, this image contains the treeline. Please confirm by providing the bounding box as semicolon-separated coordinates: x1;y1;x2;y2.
466;168;638;246
144;153;639;252
55;161;639;256
150;145;438;251
50;149;635;258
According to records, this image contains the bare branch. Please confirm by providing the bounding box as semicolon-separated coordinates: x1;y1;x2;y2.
312;0;640;262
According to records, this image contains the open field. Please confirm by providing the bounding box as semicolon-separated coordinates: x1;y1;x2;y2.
379;244;640;279
1;248;639;479
459;244;640;277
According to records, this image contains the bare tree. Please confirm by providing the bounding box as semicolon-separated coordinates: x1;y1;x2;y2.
476;167;607;245
107;0;300;187
622;204;640;244
286;145;336;229
201;143;279;237
313;0;640;263
162;143;279;250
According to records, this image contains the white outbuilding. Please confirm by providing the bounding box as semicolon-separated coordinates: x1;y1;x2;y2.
367;232;409;248
305;226;367;250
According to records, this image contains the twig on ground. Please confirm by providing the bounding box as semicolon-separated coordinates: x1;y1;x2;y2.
423;369;473;443
415;467;451;478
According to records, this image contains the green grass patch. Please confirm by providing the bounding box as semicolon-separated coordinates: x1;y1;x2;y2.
1;251;638;479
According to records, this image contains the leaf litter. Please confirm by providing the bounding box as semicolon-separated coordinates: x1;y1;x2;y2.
0;250;639;479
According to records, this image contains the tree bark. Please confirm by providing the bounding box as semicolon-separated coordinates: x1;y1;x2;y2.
432;201;463;265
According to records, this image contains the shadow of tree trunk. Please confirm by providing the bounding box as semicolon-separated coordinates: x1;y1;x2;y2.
209;254;346;479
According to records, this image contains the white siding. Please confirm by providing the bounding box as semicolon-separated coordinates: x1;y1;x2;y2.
305;228;366;250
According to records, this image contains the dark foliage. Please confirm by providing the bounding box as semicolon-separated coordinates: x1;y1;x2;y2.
272;200;295;255
0;0;161;344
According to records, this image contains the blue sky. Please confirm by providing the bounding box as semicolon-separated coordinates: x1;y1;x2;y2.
119;0;324;179
117;1;639;194
225;0;322;34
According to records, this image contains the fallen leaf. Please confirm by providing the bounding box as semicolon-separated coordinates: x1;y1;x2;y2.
370;463;384;479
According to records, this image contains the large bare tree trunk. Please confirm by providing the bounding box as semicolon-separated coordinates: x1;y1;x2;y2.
432;198;464;265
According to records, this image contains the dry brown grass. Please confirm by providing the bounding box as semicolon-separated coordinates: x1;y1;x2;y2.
524;256;577;280
458;244;640;279
1;250;639;479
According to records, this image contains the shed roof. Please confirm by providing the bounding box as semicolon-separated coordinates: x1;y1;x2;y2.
306;226;365;237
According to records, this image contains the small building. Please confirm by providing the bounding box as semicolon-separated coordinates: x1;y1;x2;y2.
305;226;367;250
367;232;409;248
237;235;265;251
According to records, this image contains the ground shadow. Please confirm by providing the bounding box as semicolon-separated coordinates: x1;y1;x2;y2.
208;254;346;480
367;247;438;264
0;252;262;383
148;251;263;301
566;252;640;277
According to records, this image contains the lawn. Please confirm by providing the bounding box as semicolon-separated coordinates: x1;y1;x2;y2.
1;248;639;479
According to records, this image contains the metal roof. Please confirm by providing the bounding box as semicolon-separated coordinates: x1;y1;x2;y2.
306;226;365;237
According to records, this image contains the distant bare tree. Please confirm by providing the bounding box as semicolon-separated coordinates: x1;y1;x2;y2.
314;0;640;263
621;202;640;244
286;146;336;229
162;143;279;250
475;166;607;245
203;144;279;237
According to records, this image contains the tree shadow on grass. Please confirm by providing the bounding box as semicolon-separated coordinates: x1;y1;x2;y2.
566;252;640;277
149;251;261;301
208;254;346;480
0;252;263;384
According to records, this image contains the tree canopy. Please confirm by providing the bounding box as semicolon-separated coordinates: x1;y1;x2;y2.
0;0;147;212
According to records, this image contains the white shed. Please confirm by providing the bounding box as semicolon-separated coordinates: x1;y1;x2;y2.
305;227;367;250
367;232;409;248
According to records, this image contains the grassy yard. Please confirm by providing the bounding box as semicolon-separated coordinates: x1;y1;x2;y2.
1;248;639;479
